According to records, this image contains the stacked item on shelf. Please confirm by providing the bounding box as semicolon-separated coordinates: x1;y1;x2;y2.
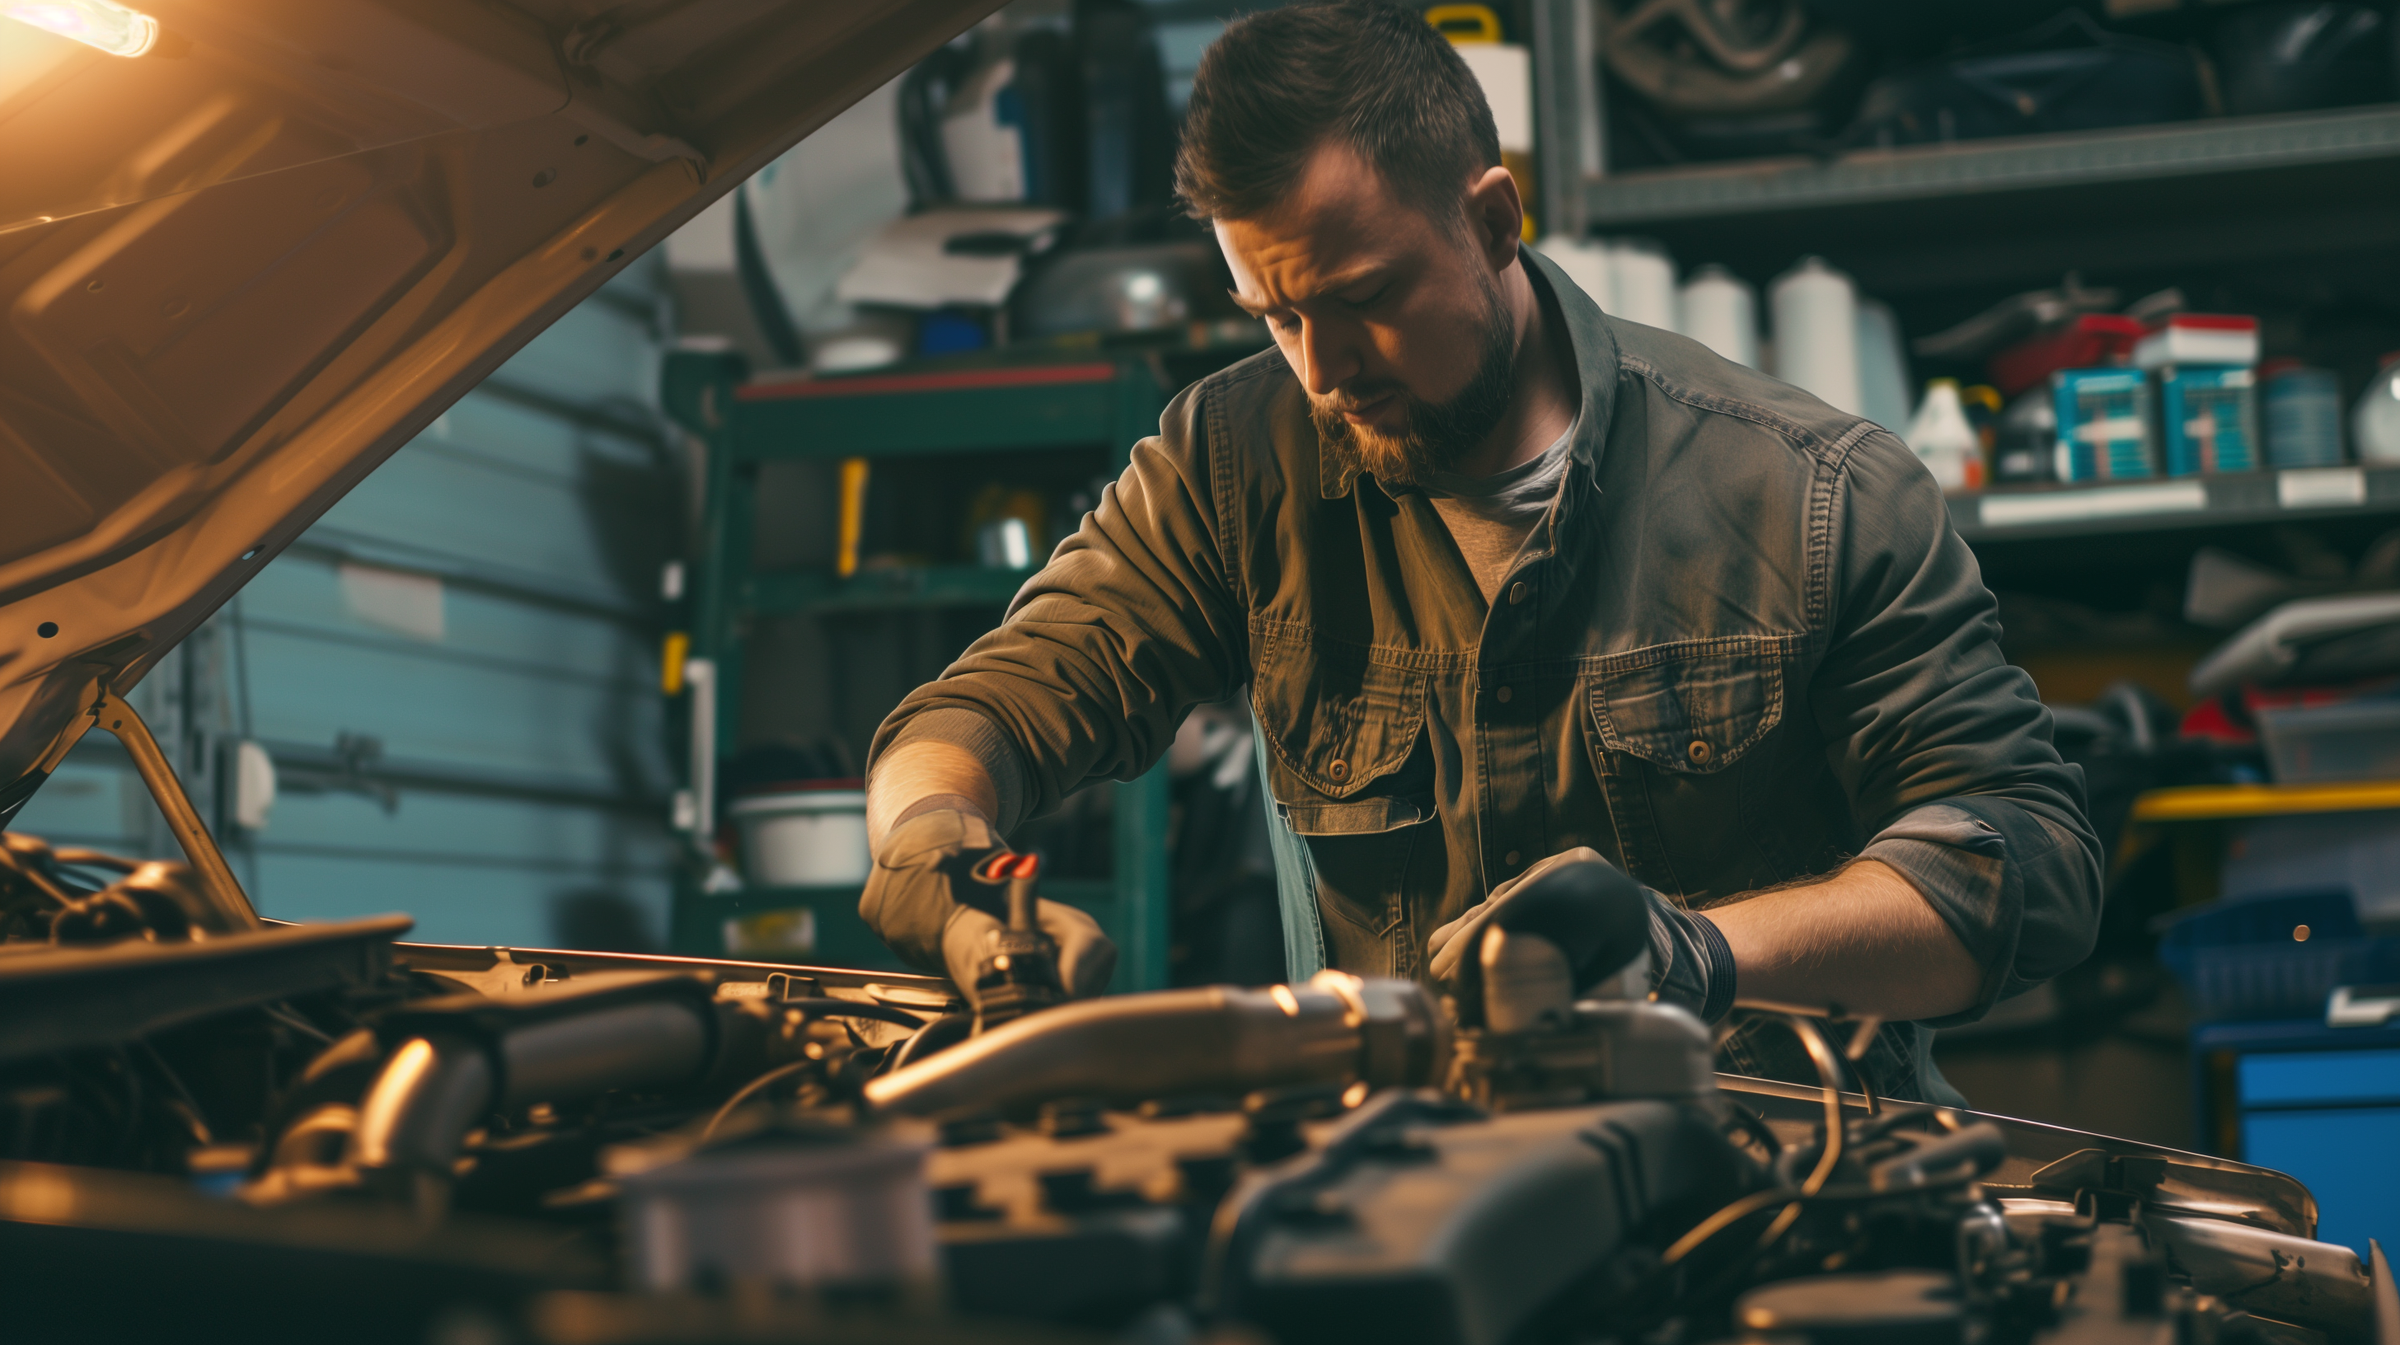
1909;277;2397;492
1596;3;2399;169
1838;10;2208;152
2188;596;2400;788
746;0;1250;371
1534;237;1913;433
1428;6;1536;237
2182;534;2400;788
1596;0;1866;166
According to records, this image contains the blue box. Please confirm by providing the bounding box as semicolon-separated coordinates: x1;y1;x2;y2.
2157;365;2259;475
2052;368;2157;480
2196;1019;2400;1258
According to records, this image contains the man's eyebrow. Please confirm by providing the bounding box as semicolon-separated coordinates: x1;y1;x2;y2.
1226;266;1386;318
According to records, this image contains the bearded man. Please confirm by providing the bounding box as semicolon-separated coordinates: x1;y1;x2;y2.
855;0;2099;1101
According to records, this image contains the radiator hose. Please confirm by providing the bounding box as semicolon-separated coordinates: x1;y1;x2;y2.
864;971;1444;1118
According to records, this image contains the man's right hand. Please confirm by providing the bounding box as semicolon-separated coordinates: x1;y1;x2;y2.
858;804;1116;1010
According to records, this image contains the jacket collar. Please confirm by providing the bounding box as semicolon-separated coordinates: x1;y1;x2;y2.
1317;242;1622;501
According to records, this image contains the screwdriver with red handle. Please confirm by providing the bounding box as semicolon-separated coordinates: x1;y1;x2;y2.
968;850;1067;1033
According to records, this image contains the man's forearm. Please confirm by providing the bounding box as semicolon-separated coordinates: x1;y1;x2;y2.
865;739;1001;848
1705;859;1982;1021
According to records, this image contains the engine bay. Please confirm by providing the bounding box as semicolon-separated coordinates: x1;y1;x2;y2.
0;831;2387;1345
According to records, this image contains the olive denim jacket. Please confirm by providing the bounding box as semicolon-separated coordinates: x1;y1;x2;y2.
869;249;2103;1102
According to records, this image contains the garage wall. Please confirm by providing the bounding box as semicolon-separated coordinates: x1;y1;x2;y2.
10;262;683;951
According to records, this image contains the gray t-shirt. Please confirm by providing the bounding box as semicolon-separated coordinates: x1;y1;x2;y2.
1421;424;1574;605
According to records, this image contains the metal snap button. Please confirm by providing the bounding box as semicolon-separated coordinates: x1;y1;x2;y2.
1508;581;1528;605
1504;850;1522;867
1495;685;1513;703
1328;758;1349;781
1687;740;1712;765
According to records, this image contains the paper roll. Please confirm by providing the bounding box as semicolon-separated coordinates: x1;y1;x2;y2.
1677;265;1758;368
1536;237;1614;314
1608;239;1678;331
1771;256;1862;415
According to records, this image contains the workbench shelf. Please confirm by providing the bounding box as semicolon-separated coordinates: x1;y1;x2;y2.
662;351;1178;991
742;565;1035;618
1950;466;2400;544
1586;105;2400;228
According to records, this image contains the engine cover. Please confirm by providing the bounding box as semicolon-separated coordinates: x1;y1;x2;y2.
1209;1090;1752;1345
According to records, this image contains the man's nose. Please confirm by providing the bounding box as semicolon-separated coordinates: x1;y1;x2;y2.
1291;317;1359;397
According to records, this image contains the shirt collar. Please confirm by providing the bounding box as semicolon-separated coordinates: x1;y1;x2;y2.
1316;243;1622;501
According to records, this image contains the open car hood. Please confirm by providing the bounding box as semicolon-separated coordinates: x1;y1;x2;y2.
0;0;997;816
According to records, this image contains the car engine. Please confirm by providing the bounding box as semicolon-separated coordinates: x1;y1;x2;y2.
0;829;2388;1345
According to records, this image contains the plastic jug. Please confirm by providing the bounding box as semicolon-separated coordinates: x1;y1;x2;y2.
2354;352;2400;465
1906;379;1985;493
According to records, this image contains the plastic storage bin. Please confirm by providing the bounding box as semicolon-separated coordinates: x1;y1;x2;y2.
2256;699;2400;784
2158;890;2400;1022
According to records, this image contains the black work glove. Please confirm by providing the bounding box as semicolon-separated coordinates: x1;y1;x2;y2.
1427;847;1737;1023
856;803;1117;1010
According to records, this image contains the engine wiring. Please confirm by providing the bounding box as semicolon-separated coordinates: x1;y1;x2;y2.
1663;1011;1849;1269
700;1059;818;1143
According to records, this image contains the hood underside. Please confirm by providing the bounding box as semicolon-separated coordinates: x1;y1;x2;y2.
0;0;999;814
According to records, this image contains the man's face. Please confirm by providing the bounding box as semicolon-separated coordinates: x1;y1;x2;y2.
1216;144;1517;484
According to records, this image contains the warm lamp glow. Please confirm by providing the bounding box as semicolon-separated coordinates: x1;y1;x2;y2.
2;0;158;57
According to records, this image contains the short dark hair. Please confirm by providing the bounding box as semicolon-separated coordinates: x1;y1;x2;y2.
1174;1;1502;225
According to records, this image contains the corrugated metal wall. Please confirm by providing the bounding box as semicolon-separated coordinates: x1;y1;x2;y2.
11;262;681;951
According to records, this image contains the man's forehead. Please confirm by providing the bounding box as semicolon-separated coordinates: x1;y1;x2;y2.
1216;144;1427;305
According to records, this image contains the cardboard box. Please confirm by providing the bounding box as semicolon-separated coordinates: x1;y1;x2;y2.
2157;365;2260;475
2134;313;2261;369
2052;368;2157;481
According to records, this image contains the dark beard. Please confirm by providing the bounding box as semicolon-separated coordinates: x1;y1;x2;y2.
1312;279;1519;487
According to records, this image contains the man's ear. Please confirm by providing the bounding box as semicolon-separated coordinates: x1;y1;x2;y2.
1464;165;1523;272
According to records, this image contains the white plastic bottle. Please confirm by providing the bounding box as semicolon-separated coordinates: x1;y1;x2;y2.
1607;238;1679;331
1905;378;1985;493
1677;265;1758;368
2354;351;2400;465
1535;237;1614;314
1770;256;1862;416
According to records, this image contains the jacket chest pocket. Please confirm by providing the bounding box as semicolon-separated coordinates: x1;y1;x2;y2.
1583;635;1801;899
1587;635;1795;774
1252;633;1432;836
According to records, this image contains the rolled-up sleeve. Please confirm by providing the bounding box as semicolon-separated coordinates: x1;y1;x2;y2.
869;378;1250;833
1812;429;2103;1025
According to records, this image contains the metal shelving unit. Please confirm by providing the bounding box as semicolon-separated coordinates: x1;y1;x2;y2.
1584;106;2400;227
743;564;1035;618
1950;465;2400;543
662;354;1177;990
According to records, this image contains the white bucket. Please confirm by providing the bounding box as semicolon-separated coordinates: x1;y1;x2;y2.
730;787;870;887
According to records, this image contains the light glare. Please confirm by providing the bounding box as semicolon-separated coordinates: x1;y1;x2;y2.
3;0;158;57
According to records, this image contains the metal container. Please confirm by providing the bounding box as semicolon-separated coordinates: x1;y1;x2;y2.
614;1129;937;1292
2262;363;2346;468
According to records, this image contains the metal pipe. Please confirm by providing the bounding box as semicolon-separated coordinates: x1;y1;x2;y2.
2148;1211;2375;1343
92;689;259;931
343;976;719;1182
864;972;1441;1118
